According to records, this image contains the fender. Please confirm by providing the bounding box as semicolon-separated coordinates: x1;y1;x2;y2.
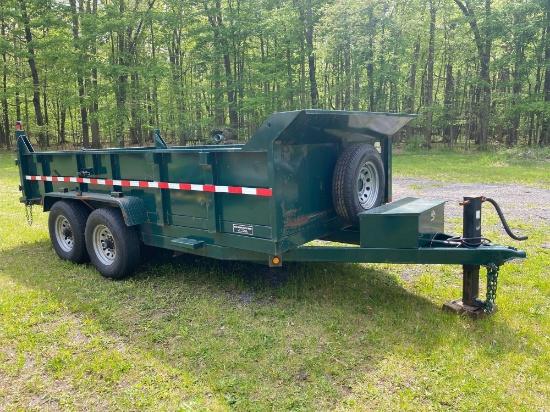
43;192;148;226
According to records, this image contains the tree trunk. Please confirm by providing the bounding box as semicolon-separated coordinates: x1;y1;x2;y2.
353;55;360;111
304;0;319;108
148;20;158;143
443;63;455;146
343;41;351;111
15;57;21;122
424;1;436;149
454;0;492;148
115;0;127;147
90;63;100;148
60;106;66;145
19;0;46;147
206;1;238;128
129;72;141;145
287;45;294;107
206;2;226;125
405;36;420;140
223;52;238;128
511;60;522;146
89;0;100;149
366;41;374;111
42;77;49;147
1;18;10;148
70;0;90;148
540;2;550;146
113;0;155;147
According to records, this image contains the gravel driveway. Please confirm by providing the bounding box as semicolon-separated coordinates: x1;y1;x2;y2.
392;178;550;225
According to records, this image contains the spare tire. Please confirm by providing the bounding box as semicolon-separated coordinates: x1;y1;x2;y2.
332;143;385;226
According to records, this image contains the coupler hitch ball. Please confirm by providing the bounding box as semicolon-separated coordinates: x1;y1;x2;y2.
444;196;528;319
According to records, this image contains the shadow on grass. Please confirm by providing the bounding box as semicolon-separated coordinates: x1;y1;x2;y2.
3;239;522;340
1;238;529;408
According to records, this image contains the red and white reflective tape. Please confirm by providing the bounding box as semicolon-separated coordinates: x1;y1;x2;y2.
25;175;273;197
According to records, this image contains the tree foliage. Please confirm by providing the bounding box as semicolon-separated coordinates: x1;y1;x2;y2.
1;0;549;148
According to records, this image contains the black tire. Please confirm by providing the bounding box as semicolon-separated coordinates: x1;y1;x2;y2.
85;207;140;280
332;143;385;226
48;200;90;264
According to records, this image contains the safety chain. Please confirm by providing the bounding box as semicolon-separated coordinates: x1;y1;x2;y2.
484;263;499;314
25;202;33;226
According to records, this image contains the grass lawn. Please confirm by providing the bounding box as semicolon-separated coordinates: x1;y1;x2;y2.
393;146;550;186
1;148;548;411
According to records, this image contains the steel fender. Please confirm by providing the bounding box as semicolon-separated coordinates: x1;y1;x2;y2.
114;196;149;226
43;192;148;226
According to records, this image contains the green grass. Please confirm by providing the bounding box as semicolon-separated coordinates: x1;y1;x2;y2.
393;146;550;186
1;149;549;411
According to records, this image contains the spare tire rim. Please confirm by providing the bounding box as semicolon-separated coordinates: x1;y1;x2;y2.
92;224;116;266
55;215;73;252
357;161;379;209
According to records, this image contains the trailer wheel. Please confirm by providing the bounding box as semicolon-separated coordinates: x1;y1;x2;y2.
332;144;385;226
85;208;140;280
48;200;90;264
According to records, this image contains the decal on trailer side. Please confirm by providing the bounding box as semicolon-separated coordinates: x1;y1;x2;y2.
233;224;254;235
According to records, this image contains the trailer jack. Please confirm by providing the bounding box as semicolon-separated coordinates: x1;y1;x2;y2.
443;196;527;319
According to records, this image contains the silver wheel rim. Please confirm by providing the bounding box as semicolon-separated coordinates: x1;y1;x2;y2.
357;161;379;209
55;215;74;252
92;224;116;266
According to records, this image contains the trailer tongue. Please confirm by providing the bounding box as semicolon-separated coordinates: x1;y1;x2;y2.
15;110;526;318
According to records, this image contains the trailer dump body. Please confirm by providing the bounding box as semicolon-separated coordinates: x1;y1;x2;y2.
17;110;413;256
15;110;526;318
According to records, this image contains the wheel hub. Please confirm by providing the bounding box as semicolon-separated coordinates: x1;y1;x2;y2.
101;238;115;250
93;224;116;265
357;161;379;209
55;215;74;252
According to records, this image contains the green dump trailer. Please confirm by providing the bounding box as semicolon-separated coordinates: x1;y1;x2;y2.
15;110;527;317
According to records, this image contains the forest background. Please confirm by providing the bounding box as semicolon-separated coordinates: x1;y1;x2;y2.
1;0;549;150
